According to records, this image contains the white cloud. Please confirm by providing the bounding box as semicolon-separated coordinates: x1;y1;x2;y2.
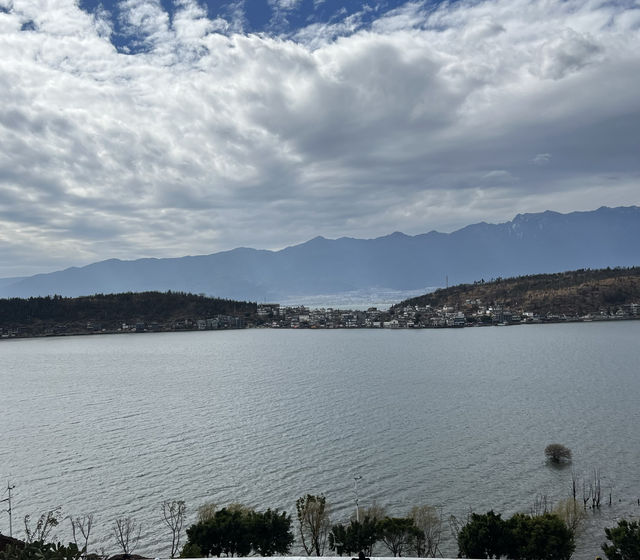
370;3;428;33
532;153;552;166
482;170;518;183
0;0;639;276
269;0;301;10
533;28;602;80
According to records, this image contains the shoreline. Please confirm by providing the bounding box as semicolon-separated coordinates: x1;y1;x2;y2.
2;314;639;342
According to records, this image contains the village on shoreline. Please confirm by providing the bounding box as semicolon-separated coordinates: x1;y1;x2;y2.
2;299;639;340
254;301;640;329
2;267;639;339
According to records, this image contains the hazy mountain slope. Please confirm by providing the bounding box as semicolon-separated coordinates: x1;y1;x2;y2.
1;206;638;301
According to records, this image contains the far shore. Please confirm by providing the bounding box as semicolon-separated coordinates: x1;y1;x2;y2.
2;312;639;342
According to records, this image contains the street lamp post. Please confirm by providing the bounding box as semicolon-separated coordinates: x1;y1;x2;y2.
1;481;15;537
354;475;362;522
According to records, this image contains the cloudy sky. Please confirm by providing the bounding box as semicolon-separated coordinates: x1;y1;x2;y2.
1;0;639;278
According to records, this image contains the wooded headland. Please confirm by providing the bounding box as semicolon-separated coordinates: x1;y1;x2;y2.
393;267;640;317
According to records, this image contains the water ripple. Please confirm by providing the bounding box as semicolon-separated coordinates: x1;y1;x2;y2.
1;324;640;559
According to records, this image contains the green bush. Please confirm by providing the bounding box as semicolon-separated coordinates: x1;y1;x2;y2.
183;506;293;557
0;541;82;560
507;513;574;560
328;516;379;557
602;519;640;560
179;542;202;558
457;511;575;560
457;511;508;559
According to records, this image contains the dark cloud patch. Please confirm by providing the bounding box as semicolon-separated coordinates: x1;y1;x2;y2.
20;18;36;30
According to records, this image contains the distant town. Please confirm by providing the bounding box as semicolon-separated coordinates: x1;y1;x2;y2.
254;301;640;330
1;298;639;339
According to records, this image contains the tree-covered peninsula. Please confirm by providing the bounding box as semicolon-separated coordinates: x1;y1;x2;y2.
0;292;257;337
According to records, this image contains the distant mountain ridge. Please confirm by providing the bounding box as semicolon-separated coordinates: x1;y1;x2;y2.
1;206;639;302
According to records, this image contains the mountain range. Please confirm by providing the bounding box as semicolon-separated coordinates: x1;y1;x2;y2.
1;206;639;302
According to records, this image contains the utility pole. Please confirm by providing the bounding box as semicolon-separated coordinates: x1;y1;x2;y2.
1;481;15;537
354;475;362;522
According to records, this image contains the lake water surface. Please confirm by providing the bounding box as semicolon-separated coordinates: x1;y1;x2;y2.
1;322;639;558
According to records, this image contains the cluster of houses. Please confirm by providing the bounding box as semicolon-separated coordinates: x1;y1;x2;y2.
257;301;640;329
108;314;246;333
391;301;640;328
2;302;639;339
0;314;246;338
257;304;387;328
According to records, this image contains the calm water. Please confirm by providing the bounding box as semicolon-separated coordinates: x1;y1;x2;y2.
1;322;639;558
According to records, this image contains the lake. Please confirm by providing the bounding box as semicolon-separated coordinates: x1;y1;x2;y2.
1;322;639;558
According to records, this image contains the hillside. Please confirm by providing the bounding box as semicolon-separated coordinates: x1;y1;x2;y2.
394;267;640;317
0;292;257;336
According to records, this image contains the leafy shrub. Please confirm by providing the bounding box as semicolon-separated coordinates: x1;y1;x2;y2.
0;541;82;560
183;506;293;557
457;511;575;560
545;443;572;463
602;519;640;560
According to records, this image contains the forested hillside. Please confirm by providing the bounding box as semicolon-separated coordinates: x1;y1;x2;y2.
394;267;640;316
0;292;256;334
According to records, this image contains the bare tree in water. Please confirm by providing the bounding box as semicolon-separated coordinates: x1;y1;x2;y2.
591;468;602;509
582;476;592;509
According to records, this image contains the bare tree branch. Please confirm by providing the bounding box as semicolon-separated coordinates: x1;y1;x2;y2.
112;517;141;555
161;500;186;558
70;513;94;557
24;508;62;543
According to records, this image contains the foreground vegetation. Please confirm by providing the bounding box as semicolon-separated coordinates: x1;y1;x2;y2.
2;493;638;560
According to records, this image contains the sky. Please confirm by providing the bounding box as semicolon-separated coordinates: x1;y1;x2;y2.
1;0;639;278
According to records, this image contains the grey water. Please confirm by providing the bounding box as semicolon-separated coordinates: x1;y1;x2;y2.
1;322;639;559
